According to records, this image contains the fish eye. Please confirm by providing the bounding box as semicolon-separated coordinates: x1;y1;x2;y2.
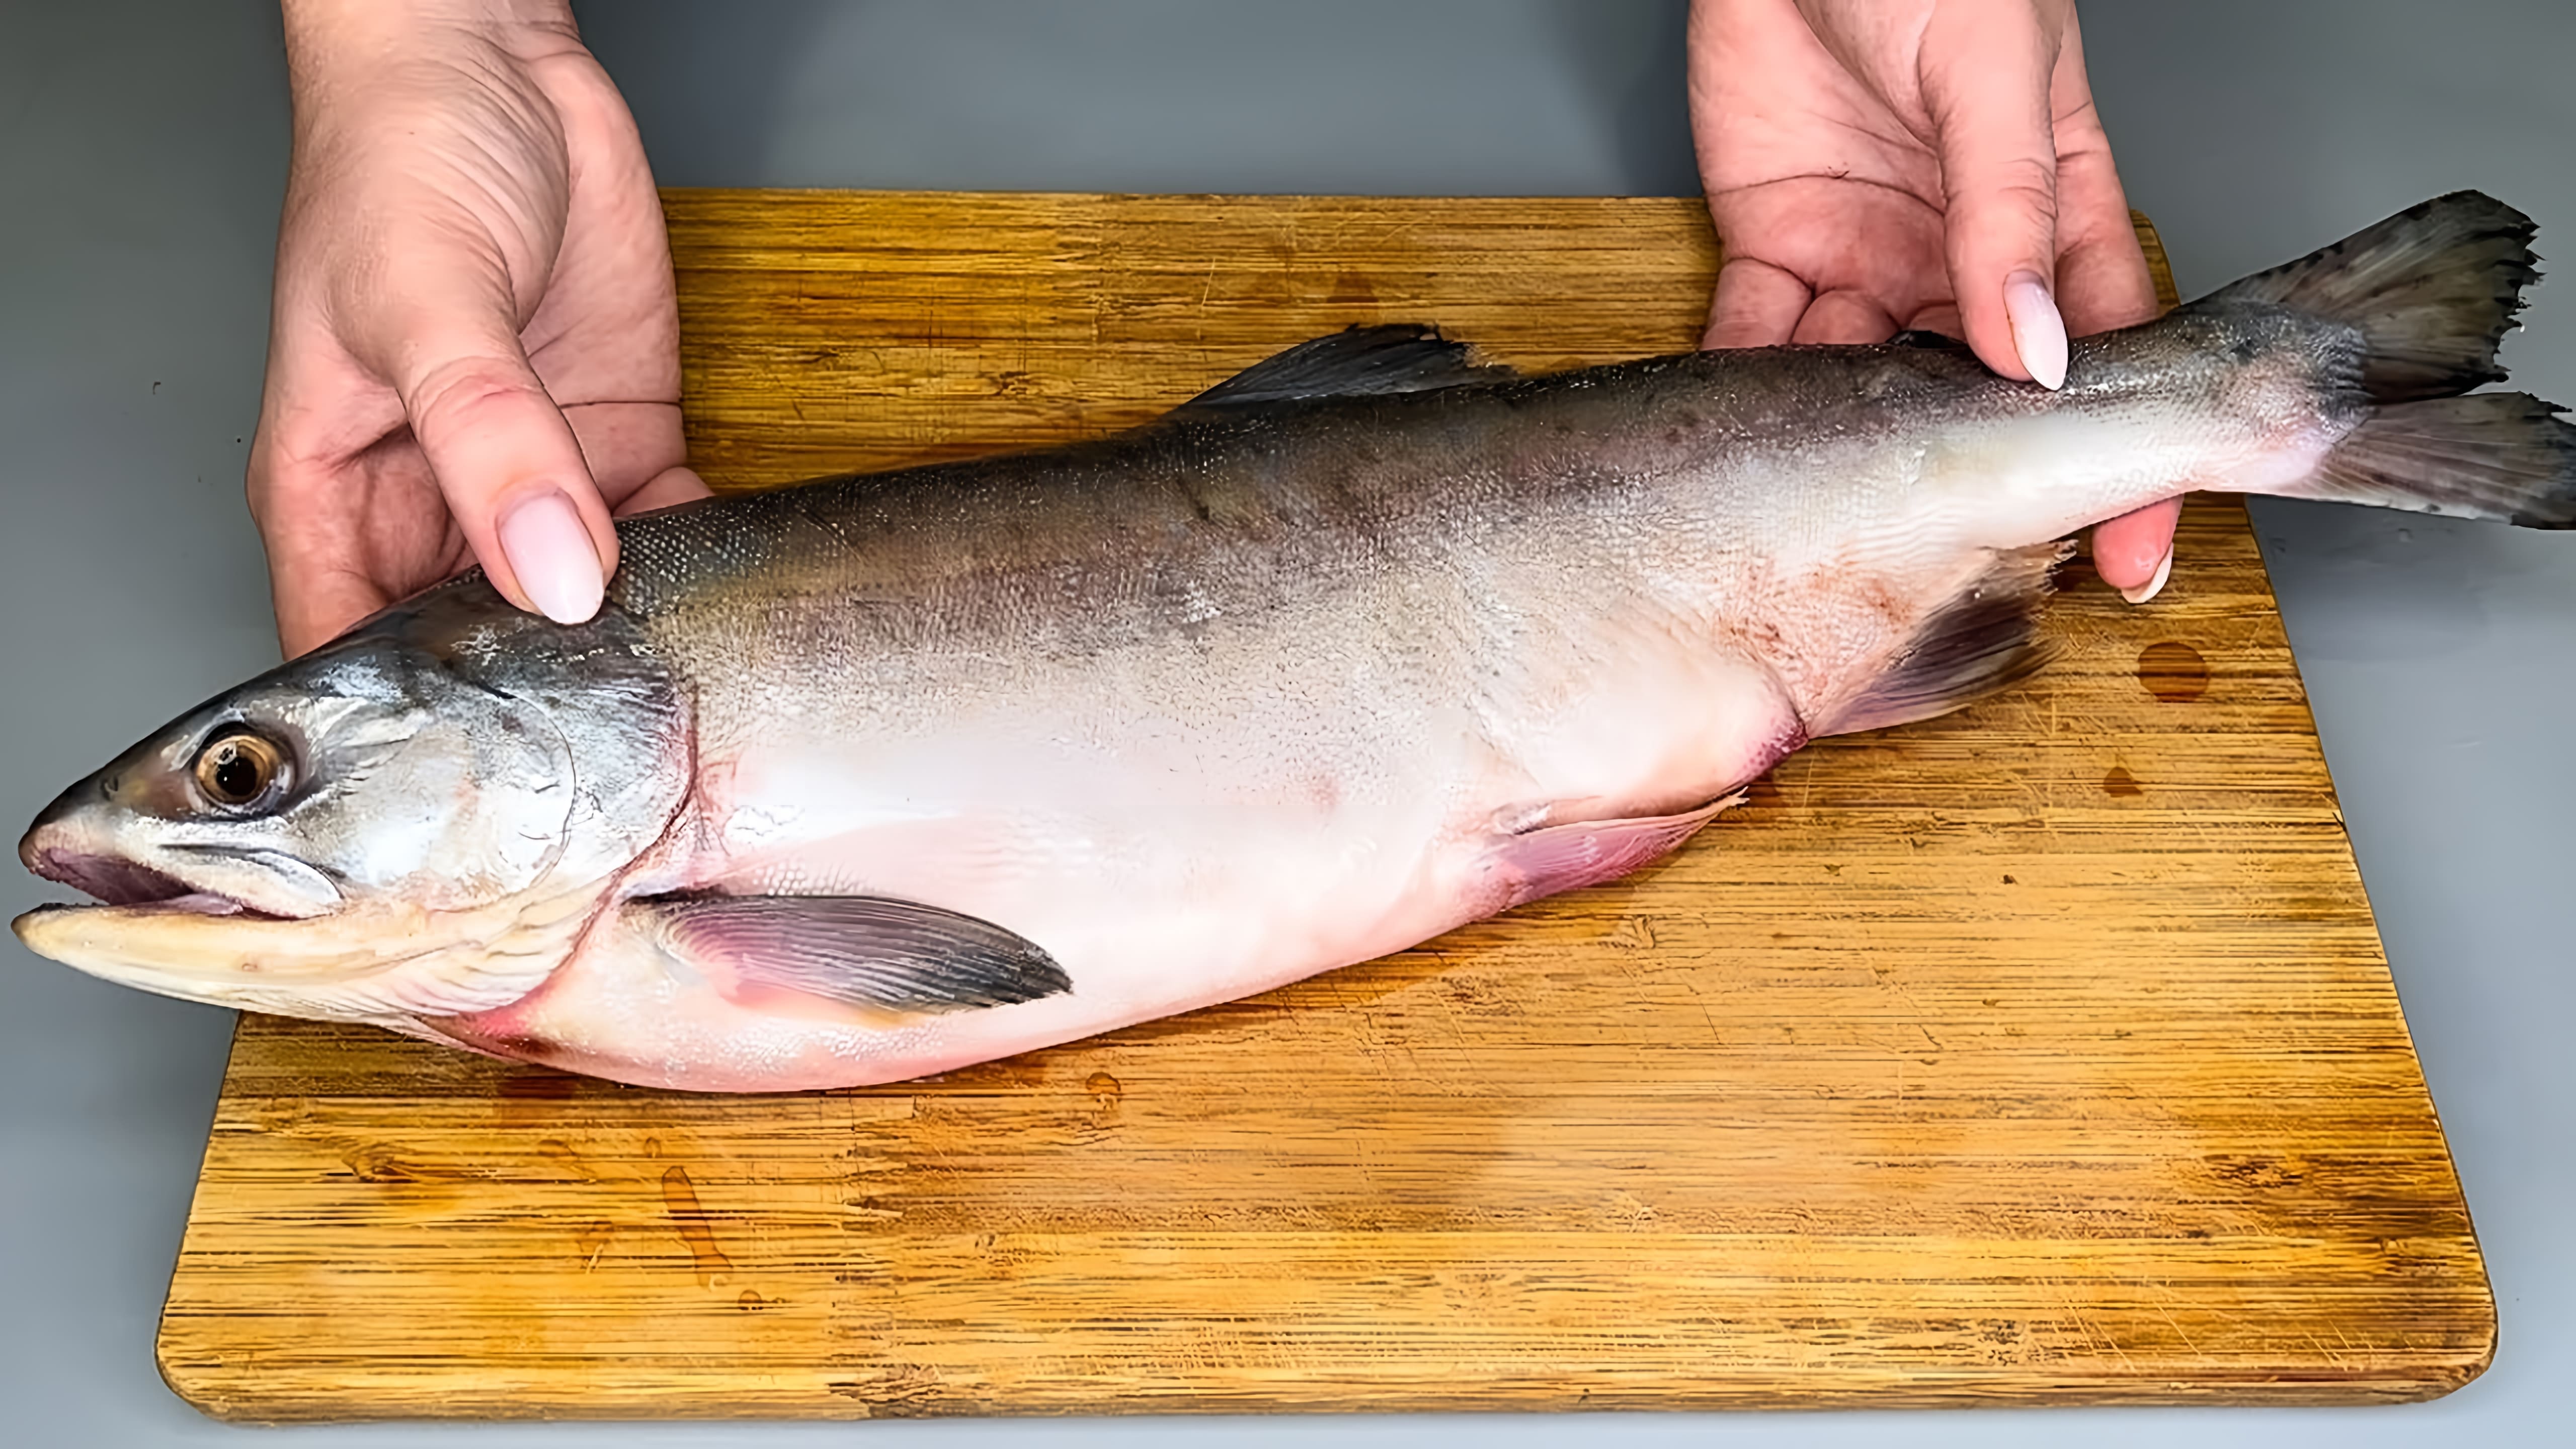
191;730;289;810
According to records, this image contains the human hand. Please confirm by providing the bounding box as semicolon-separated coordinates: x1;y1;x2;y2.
250;0;710;658
1687;0;2177;600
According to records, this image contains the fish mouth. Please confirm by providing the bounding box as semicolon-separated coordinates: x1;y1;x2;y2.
13;853;581;1020
12;843;391;998
21;847;279;920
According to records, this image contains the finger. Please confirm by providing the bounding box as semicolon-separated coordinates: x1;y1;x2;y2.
559;398;691;502
245;321;458;654
1918;5;2067;387
614;464;712;517
388;315;619;626
269;560;391;660
1704;255;1813;349
2055;219;2161;337
1789;288;1898;346
246;418;386;658
2092;497;2183;598
2042;15;2159;338
2050;149;2162;336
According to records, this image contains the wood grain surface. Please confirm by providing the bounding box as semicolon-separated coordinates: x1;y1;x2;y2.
155;191;2492;1422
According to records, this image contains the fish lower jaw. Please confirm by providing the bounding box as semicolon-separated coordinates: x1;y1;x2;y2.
11;901;370;1020
8;880;617;1026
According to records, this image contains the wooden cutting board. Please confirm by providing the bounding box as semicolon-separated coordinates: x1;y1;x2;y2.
155;192;2493;1422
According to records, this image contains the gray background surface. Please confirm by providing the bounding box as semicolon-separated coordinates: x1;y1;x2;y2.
1;1;2566;1443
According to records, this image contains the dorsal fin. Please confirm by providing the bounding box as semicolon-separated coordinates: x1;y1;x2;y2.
1885;328;1974;353
1176;324;1516;412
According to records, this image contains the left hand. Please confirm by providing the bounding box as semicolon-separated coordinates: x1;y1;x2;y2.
1685;0;2178;599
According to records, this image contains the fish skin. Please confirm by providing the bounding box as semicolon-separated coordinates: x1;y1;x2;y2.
17;191;2575;1090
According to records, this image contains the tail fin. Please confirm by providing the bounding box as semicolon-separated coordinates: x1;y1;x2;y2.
2312;392;2576;528
2202;190;2576;527
2204;190;2538;402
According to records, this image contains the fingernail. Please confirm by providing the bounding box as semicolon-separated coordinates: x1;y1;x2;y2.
2004;270;2068;390
2119;547;2175;605
498;491;605;624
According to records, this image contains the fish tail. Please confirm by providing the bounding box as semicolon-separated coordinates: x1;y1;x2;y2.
2205;189;2537;402
2308;392;2576;527
2209;190;2576;527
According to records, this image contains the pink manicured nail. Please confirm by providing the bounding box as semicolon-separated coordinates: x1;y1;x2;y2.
2119;547;2175;605
499;491;605;624
2004;270;2068;390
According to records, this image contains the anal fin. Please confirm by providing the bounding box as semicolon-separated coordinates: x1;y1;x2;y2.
627;894;1071;1018
1818;541;2071;738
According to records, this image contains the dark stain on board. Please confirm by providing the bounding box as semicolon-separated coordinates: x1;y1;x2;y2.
2137;641;2209;702
661;1165;736;1286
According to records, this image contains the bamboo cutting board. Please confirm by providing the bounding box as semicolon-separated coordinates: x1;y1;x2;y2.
156;192;2494;1421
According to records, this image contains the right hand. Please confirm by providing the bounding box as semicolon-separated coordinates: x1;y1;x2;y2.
250;0;710;658
1687;0;2179;600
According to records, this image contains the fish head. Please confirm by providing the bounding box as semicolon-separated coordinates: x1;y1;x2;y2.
13;581;690;1028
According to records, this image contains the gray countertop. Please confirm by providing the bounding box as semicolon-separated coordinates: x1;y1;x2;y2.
2;1;2566;1443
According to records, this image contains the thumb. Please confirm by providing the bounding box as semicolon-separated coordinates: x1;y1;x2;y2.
1921;6;2069;389
390;315;618;625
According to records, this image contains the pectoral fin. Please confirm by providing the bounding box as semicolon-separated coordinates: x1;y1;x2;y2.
627;894;1071;1016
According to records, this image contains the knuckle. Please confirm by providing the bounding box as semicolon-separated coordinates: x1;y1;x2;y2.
406;355;546;434
1966;158;2060;216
